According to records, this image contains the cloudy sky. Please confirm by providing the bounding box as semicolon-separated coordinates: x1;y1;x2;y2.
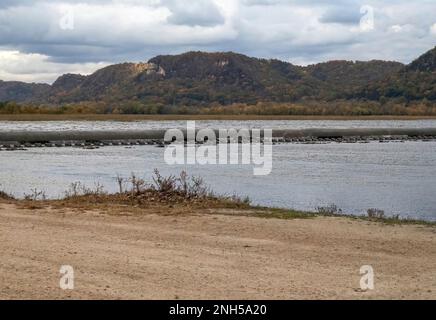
0;0;435;83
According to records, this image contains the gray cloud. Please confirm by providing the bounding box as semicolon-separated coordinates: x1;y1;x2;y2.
320;6;362;25
0;0;435;83
164;0;225;26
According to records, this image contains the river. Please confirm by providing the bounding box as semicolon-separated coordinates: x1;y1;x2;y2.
1;120;435;221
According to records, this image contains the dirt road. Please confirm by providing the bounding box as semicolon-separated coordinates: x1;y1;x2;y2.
0;202;435;299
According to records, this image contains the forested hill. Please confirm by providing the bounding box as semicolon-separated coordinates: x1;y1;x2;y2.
0;47;435;108
356;47;436;102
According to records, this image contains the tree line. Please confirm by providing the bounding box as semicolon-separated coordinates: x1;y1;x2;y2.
1;100;435;116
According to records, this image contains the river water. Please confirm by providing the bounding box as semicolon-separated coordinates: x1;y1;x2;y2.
1;120;436;221
1;119;436;131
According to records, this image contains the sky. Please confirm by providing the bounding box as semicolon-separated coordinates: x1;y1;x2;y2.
0;0;435;83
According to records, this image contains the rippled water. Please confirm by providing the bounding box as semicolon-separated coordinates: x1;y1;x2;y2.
1;140;435;221
1;119;436;132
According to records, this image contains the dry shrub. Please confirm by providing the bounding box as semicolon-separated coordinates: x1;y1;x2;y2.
367;208;385;219
0;190;14;200
316;204;342;216
152;170;210;198
24;188;46;201
58;170;250;210
64;182;106;199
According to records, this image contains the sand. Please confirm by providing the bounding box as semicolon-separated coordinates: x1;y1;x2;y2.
0;201;435;300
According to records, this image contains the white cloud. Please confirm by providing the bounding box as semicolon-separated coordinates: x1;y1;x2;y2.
0;50;108;83
390;25;403;33
389;24;415;34
0;0;435;82
431;23;436;35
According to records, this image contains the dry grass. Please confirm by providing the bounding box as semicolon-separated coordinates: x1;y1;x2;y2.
1;114;436;121
2;171;435;226
21;170;252;216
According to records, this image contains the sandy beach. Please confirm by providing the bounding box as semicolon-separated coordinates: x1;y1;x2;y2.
0;200;435;300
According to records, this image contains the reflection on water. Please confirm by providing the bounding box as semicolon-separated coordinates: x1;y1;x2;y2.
1;141;435;221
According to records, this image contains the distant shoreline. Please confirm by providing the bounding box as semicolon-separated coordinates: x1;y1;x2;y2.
1;114;436;122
